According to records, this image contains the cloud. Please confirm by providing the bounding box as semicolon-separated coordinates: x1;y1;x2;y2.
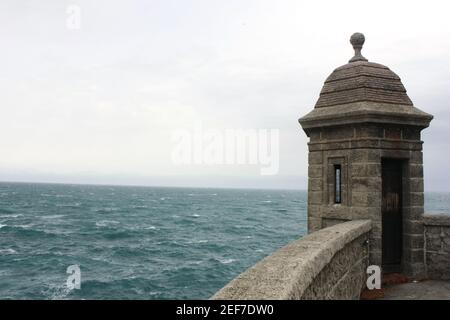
0;0;449;190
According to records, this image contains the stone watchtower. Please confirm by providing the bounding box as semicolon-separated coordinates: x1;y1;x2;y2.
299;33;433;277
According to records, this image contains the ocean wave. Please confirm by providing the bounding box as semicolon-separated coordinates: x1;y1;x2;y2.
131;205;148;209
218;258;236;265
0;248;17;254
94;207;119;213
95;220;120;227
0;223;6;229
1;225;57;237
0;213;23;218
233;224;252;229
55;203;82;208
42;283;74;300
41;214;66;219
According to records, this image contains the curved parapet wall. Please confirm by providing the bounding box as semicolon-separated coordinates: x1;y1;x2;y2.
212;220;371;300
424;214;450;280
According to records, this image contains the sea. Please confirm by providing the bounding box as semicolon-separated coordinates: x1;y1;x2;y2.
0;182;448;300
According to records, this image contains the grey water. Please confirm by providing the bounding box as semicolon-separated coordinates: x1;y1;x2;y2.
0;182;448;299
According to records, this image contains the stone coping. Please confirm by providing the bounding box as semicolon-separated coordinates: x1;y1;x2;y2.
211;220;372;300
299;102;433;131
423;214;450;226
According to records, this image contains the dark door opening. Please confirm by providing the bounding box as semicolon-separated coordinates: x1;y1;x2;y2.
381;159;403;273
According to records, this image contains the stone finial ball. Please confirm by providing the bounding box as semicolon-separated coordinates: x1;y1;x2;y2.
350;32;365;47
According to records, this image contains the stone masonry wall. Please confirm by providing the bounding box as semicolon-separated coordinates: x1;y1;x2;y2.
306;123;426;277
424;214;450;280
211;220;371;300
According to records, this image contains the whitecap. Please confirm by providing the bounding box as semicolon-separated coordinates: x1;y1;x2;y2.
56;203;81;207
16;224;33;229
0;224;6;229
41;214;65;219
96;220;120;227
262;200;272;203
219;258;236;264
0;214;22;218
145;226;157;230
191;214;201;217
42;284;74;300
0;248;17;254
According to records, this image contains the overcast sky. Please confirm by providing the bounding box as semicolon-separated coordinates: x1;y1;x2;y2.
0;0;450;190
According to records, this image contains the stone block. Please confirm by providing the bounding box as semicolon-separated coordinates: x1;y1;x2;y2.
350;149;380;163
408;206;425;220
308;217;322;233
355;125;383;138
409;151;423;164
308;191;323;205
308;165;323;178
350;163;381;178
403;220;423;235
404;234;424;250
309;178;322;192
384;127;402;140
409;178;424;193
351;192;368;206
402;127;421;141
351;177;380;193
308;151;323;165
410;192;424;207
409;164;424;178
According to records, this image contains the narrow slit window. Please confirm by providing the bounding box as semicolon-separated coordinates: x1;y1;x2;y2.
334;165;342;204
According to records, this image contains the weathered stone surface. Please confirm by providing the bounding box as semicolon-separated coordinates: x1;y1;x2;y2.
424;214;450;280
424;214;450;226
403;220;423;235
211;220;371;300
297;33;435;286
301;234;368;300
308;178;322;191
426;252;450;280
314;60;413;108
308;151;323;165
382;280;450;300
409;164;424;178
308;165;323;178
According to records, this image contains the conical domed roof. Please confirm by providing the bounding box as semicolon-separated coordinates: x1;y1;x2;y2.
299;33;432;132
315;61;413;108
